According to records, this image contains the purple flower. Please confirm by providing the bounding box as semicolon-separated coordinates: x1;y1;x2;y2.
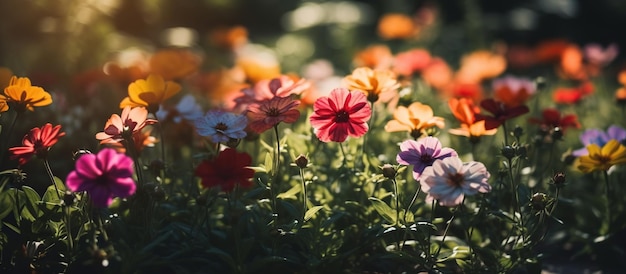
66;148;136;208
156;94;203;123
572;125;626;157
421;157;491;206
194;110;248;143
396;136;457;180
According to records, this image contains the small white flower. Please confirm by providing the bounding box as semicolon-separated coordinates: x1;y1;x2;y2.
420;156;491;206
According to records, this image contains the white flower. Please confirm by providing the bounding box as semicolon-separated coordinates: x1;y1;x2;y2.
420;157;491;206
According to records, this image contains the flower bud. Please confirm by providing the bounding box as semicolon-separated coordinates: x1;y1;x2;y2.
513;125;524;139
551;127;563;141
501;145;516;160
72;149;92;161
294;154;309;169
63;191;76;207
552;172;566;188
530;193;548;211
381;164;396;179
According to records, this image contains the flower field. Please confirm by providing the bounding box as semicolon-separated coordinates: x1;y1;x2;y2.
0;1;625;273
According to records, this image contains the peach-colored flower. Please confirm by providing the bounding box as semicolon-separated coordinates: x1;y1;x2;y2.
210;25;249;51
235;44;281;84
353;44;394;70
448;98;497;142
104;128;158;154
559;45;587;80
96;106;157;145
384;102;444;139
393;49;432;77
234;75;310;110
246;96;300;133
421;58;452;90
456;50;507;84
149;48;202;80
120;74;182;113
377;13;417;40
343;67;400;103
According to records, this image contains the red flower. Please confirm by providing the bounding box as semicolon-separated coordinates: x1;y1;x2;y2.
475;98;529;130
552;81;594;104
9;123;65;165
195;148;255;192
310;88;371;142
246;96;300;134
528;108;580;132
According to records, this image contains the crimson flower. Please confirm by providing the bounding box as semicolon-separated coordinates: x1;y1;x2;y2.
66;148;136;208
246;96;300;133
552;81;594;104
475;98;529;130
9;123;65;165
528;108;580;132
310;88;372;142
195;148;255;192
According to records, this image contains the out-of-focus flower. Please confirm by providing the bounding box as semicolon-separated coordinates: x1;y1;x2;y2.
505;44;537;69
343;67;400;103
456;50;506;84
9;123;65;165
195;148;254;192
421;58;452;90
210;25;249;51
492;76;536;107
353;44;393;70
577;140;626;173
156;94;203;123
448;98;497;142
572;126;626;157
234;75;310;109
2;76;52;113
377;13;417;40
384;102;444;139
104;128;158;154
393;49;432;77
534;39;571;63
195;110;247;143
583;43;618;67
66;148;136;208
559;45;586;80
191;68;248;109
149;48;202;80
552;81;594;104
616;70;626;104
235;44;281;84
246;96;300;133
96;106;157;144
444;82;484;102
475;98;529;130
0;67;14;89
310;88;371;142
528;108;580;133
103;48;150;84
396;136;457;180
420;157;491;206
120;74;182;113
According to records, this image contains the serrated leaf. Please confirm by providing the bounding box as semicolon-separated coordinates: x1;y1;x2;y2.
304;206;324;221
369;197;397;224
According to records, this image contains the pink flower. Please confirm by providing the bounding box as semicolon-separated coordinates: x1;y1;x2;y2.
9;123;65;165
95;106;157;144
421;157;491;206
583;43;618;67
66;148;136;208
246;96;300;133
310;88;371;142
234;75;310;110
396;136;457;180
393;49;432;77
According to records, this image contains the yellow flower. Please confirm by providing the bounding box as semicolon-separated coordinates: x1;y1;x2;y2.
578;140;626;173
120;74;182;113
384;102;444;139
2;76;52;113
343;67;400;103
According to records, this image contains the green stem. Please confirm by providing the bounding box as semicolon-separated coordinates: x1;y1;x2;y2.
401;185;421;249
43;159;62;200
392;177;401;251
299;167;307;227
270;125;281;225
433;206;456;265
603;170;612;235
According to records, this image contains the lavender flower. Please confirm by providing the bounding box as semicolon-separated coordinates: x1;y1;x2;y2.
397;136;457;180
572;125;626;157
194;110;248;143
421;157;491;206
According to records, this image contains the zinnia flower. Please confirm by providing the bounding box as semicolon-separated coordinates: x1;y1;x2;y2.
343;67;400;103
492;76;536;108
420;157;491;206
572;126;626;157
195;148;255;192
9;123;65;165
96;106;157;144
120;74;182;113
577;140;626;173
2;76;52;113
396;136;458;180
195;110;248;143
475;98;529;130
66;148;136;208
246;96;300;134
310;88;371;142
384;102;444;139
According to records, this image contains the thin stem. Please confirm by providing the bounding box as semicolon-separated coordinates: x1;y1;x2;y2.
433;206;456;264
391;177;401;251
64;205;74;252
299;168;307;227
603;170;612;235
43;159;62;200
502;121;509;146
508;158;524;242
155;121;167;180
401;185;421;249
270;125;281;225
338;142;348;168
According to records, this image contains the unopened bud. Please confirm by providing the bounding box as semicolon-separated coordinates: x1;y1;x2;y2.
552;172;566;188
294;154;309;169
530;193;548;211
501;145;516;160
381;164;396;179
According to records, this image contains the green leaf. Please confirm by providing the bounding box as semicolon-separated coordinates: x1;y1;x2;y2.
0;190;13;220
21;186;42;220
277;184;301;200
304;206;324;221
3;221;20;234
368;197;397;224
264;152;274;176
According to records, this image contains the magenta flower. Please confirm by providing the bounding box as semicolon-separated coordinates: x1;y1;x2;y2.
66;148;136;208
310;88;371;142
420;157;491;206
396;136;457;180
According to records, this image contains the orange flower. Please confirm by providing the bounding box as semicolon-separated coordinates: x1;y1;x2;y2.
421;58;452;90
456;50;506;84
377;13;417;40
343;67;400;103
353;44;393;69
393;49;432;77
384;102;444;139
552;81;594;105
149;48;202;80
492;76;536;107
448;98;496;142
2;76;52;113
615;70;626;104
236;44;281;84
210;25;248;51
559;45;586;80
534;39;570;63
103;48;150;84
120;74;182;113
